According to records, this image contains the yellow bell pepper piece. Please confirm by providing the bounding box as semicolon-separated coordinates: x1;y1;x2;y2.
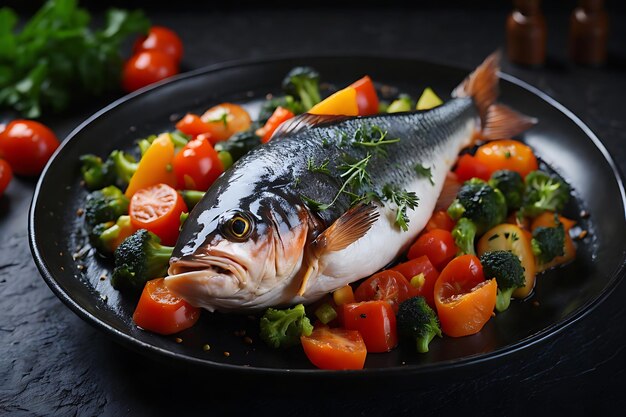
416;87;443;110
309;87;359;116
125;133;177;198
332;285;356;306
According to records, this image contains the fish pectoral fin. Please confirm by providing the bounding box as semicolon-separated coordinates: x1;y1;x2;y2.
270;113;352;141
312;204;379;253
297;263;316;297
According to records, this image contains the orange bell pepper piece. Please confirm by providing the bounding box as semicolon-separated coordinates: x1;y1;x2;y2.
309;87;359;116
125;133;177;198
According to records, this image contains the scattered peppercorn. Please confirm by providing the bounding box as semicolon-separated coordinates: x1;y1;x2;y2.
243;336;253;345
175;337;183;343
224;351;230;357
202;344;211;351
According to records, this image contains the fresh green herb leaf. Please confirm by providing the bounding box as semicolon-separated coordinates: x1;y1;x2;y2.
382;184;419;231
307;158;331;175
414;163;434;185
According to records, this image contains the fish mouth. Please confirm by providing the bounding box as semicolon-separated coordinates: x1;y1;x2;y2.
165;253;249;307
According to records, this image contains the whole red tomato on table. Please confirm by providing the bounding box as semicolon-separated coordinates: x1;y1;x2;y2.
0;120;59;176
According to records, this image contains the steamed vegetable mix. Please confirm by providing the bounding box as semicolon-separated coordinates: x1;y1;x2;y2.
74;65;580;370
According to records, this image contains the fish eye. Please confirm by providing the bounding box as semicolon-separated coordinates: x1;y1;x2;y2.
225;213;252;240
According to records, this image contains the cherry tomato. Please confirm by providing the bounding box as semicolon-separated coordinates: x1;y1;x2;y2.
175;114;213;138
173;137;224;191
256;106;295;143
343;301;398;352
390;256;439;308
133;26;183;64
434;254;497;337
407;229;457;270
122;51;178;93
129;183;188;246
474;139;538;178
301;327;367;370
354;270;417;313
133;278;200;335
0;120;59;176
454;154;491;182
350;76;379;116
0;159;12;196
425;210;455;232
199;103;252;143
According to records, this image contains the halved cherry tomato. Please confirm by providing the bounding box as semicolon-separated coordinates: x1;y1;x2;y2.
122;51;178;93
301;327;367;370
350;76;379;116
256;106;295;143
0;159;12;196
407;229;457;270
454;154;491;182
0;120;59;176
173;137;224;191
133;278;200;335
390;256;439;308
474;139;538;178
343;301;398;352
354;270;417;313
425;210;455;232
129;183;188;246
434;254;497;337
125;133;177;198
199;103;252;143
133;26;183;64
175;114;214;138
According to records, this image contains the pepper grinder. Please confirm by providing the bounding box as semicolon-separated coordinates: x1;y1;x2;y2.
506;0;547;67
569;0;609;66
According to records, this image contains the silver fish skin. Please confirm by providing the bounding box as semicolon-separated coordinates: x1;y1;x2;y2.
165;97;478;312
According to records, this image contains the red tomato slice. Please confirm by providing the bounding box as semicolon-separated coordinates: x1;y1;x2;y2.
257;106;295;143
129;183;188;246
0;120;59;176
425;210;455;232
390;256;439;308
454;154;491;182
133;278;200;335
434;254;497;337
173;137;224;191
200;103;252;143
301;327;367;370
350;76;379;116
343;301;398;353
354;270;417;313
407;229;458;270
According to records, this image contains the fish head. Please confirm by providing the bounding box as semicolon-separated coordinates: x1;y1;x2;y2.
166;182;312;311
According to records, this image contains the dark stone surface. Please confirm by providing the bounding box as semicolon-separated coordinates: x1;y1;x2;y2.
1;5;625;417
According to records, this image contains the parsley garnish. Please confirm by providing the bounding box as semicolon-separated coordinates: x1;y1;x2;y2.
382;184;420;231
414;163;434;185
488;233;500;241
307;158;331;175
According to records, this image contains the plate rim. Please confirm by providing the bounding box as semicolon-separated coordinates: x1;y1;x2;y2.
28;54;626;377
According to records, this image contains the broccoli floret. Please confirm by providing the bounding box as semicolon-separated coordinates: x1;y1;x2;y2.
179;190;205;210
259;304;313;349
84;186;129;228
89;215;132;255
480;250;526;312
532;222;565;264
396;296;442;353
448;178;507;234
281;66;322;111
214;129;262;161
489;170;524;211
451;217;478;256
111;229;174;291
80;150;138;190
521;170;570;218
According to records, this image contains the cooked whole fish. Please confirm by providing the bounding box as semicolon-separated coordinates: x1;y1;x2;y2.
165;53;535;312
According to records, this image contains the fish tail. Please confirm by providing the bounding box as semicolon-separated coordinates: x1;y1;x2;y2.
453;51;537;141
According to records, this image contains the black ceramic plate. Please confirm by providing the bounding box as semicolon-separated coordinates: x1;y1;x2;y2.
29;56;626;377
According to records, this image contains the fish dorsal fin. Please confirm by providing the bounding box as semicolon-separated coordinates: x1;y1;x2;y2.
452;51;500;124
297;204;379;296
481;104;538;140
270;113;352;140
311;204;379;254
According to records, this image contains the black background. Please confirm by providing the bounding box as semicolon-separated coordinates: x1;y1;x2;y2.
1;1;625;416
